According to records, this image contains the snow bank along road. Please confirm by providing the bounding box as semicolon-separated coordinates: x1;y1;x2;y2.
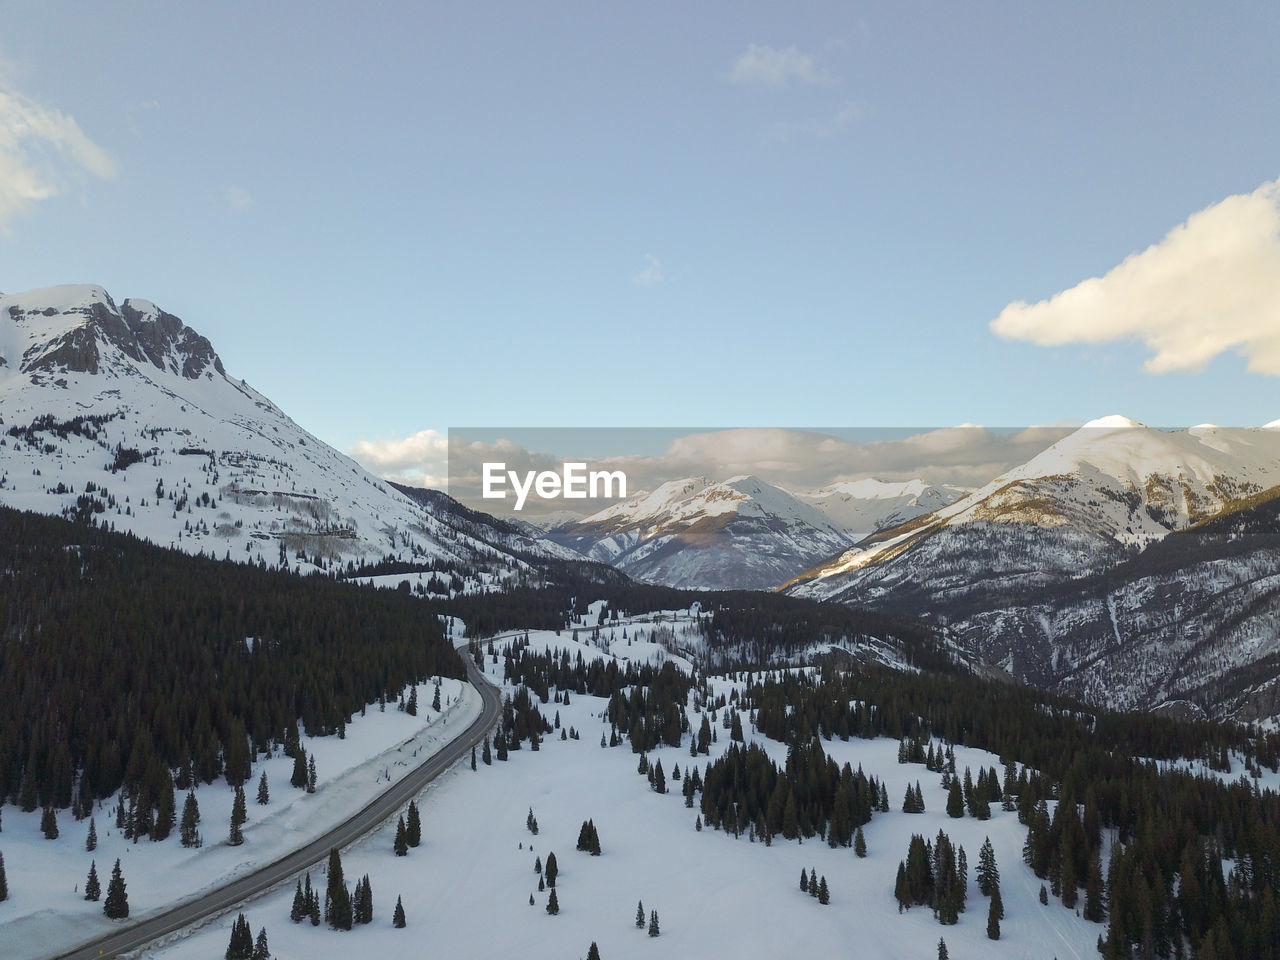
51;642;502;960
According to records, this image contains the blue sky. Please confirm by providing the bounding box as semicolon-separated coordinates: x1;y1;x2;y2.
2;3;1279;477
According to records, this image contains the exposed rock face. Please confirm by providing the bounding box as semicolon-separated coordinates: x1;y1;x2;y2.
9;289;225;380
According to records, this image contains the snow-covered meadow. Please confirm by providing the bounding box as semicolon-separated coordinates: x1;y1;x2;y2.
142;620;1102;960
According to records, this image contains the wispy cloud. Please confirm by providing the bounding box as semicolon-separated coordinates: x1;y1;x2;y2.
349;429;449;488
729;44;831;87
770;100;861;142
0;73;115;227
632;253;664;286
224;185;254;211
992;176;1280;376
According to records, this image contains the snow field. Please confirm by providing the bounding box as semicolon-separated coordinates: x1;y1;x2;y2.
145;635;1100;960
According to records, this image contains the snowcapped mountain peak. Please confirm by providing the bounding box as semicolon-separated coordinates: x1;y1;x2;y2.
1;284;225;384
0;284;563;578
1081;414;1146;430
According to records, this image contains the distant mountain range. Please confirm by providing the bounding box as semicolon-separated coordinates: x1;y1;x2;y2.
0;284;566;581
539;474;967;590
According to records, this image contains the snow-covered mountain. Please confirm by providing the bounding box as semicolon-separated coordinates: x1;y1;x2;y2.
785;415;1280;720
0;284;563;577
545;475;856;590
797;477;969;537
789;416;1280;603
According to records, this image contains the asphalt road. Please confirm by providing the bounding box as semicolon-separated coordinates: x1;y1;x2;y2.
52;642;501;960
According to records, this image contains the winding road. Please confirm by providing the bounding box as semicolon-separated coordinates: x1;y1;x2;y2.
52;642;501;960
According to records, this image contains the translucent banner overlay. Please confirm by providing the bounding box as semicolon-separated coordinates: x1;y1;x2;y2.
446;425;1089;521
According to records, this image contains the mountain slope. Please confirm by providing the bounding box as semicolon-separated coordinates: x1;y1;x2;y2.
797;477;969;537
546;475;855;590
0;284;560;578
785;416;1280;720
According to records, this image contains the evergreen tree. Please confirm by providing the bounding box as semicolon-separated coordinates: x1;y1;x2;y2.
407;685;418;716
636;900;645;928
546;887;559;915
937;937;948;960
252;927;270;960
41;806;59;839
229;785;247;845
290;879;306;922
180;790;202;848
482;736;492;765
545;851;558;887
648;909;660;937
306;755;317;793
977;837;1000;896
104;859;128;919
325;848;352;930
587;943;601;960
818;876;830;905
987;889;1003;939
1084;850;1105;923
354;874;373;924
432;680;442;711
946;778;965;818
256;770;269;805
0;851;6;903
291;749;307;789
800;867;809;893
86;816;97;851
226;913;254;960
406;801;421;847
471;746;477;770
394;815;408;856
1039;883;1049;905
854;826;867;858
392;894;406;928
85;860;101;901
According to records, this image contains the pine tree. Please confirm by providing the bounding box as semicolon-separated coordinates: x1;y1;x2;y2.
325;848;352;930
85;860;101;901
393;894;406;928
229;785;247;845
636;900;645;928
104;859;128;919
252;927;270;960
937;937;948;960
471;746;477;770
354;874;373;924
407;685;418;716
648;909;660;936
800;867;809;893
1039;883;1049;905
432;681;441;711
1084;849;1105;923
226;913;254;960
290;879;306;922
306;755;317;793
545;851;558;887
181;790;202;848
946;778;965;818
86;816;97;851
482;736;492;765
987;889;1002;939
977;837;1000;896
546;887;559;915
406;801;421;847
854;826;867;858
41;806;59;839
291;749;307;789
818;876;830;905
394;815;409;856
586;943;601;960
256;770;269;805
